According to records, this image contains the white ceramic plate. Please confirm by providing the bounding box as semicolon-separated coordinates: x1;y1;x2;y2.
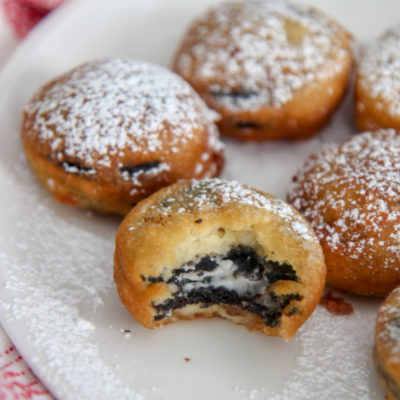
0;0;397;398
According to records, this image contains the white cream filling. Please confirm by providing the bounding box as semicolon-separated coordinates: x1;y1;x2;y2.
170;254;267;297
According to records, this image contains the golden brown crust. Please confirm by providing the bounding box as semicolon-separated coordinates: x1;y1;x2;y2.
21;58;224;215
22;132;223;215
355;27;400;132
288;129;400;296
355;75;400;132
173;0;353;141
374;287;400;399
213;70;352;141
114;179;326;340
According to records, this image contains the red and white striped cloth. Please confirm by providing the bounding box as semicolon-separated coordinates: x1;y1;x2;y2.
0;2;65;397
0;327;52;399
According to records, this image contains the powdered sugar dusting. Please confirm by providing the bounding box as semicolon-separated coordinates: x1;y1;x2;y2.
0;205;140;399
269;305;378;400
358;26;400;116
223;302;380;400
175;0;350;111
24;58;221;174
0;1;391;398
151;178;316;242
288;129;400;267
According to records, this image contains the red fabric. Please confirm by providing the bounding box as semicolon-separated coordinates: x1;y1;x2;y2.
16;0;64;12
2;0;65;38
2;0;46;38
0;343;52;399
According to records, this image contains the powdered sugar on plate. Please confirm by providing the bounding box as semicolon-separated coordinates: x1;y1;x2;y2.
0;192;139;398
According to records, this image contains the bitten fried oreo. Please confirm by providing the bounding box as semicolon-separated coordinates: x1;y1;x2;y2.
173;0;352;141
288;129;400;296
374;287;400;400
21;58;224;215
114;179;326;340
356;26;400;132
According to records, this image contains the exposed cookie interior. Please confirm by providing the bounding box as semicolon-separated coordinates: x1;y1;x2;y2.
142;228;302;328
